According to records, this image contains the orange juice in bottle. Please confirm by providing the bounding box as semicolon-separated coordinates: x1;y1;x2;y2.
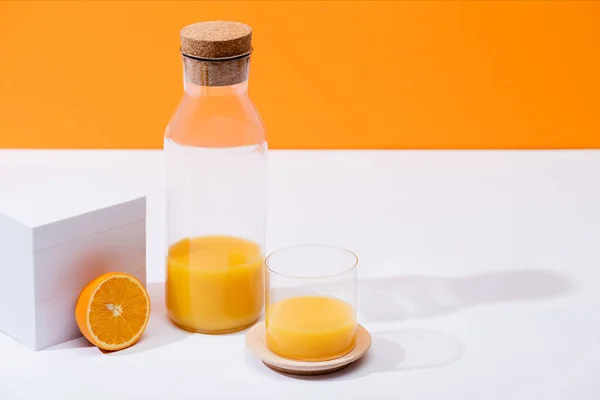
164;21;267;333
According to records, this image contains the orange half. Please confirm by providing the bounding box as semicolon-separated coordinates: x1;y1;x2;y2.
76;272;150;351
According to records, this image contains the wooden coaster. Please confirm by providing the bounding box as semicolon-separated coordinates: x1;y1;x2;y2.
245;322;371;376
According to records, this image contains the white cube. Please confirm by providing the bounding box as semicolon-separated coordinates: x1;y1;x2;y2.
0;177;146;350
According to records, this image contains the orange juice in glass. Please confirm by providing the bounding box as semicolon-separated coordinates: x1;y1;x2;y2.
265;246;358;361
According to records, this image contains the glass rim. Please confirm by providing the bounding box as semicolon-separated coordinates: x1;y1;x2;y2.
264;244;358;280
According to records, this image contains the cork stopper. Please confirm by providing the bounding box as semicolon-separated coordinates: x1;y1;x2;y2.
180;21;253;87
181;21;252;59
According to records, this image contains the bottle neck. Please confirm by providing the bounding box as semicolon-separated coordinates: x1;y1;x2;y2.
184;80;248;97
182;55;250;94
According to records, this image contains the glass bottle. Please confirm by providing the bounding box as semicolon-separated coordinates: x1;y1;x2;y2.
164;21;267;334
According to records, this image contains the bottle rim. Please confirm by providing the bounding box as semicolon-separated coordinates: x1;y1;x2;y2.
180;49;253;63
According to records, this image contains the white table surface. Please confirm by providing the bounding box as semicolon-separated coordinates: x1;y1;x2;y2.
0;150;599;399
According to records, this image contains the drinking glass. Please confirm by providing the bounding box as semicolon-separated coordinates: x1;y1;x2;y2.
265;245;358;361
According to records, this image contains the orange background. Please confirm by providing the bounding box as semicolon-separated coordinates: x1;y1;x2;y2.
1;1;599;149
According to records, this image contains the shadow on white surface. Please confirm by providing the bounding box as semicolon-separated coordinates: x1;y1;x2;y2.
46;337;95;351
107;282;192;356
250;269;566;381
254;328;463;381
358;269;570;323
